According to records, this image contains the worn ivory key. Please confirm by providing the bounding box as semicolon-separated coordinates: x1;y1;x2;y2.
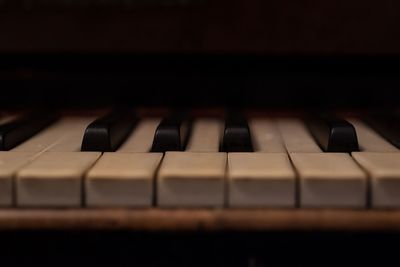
249;119;286;152
290;153;367;208
0;152;37;206
4;117;94;206
228;153;295;207
16;152;100;207
352;152;400;208
86;153;163;207
117;118;161;152
15;116;100;207
277;118;322;153
347;119;398;152
157;152;227;207
12;117;95;153
186;119;222;152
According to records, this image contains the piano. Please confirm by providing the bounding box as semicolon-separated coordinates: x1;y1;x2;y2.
1;0;400;266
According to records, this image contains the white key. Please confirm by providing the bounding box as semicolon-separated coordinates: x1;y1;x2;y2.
277;118;322;153
347;119;398;152
228;153;295;207
46;117;95;152
0;152;36;206
157;152;226;207
290;153;367;208
12;117;94;153
11;118;74;152
352;152;400;208
86;153;163;207
250;119;286;152
16;152;101;207
3;117;93;206
186;119;222;152
117;118;161;153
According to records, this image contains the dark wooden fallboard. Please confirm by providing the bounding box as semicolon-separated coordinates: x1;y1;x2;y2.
1;209;400;231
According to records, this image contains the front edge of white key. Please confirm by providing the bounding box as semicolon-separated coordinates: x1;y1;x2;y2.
291;153;367;208
157;152;227;208
16;152;101;207
85;153;163;207
228;153;296;207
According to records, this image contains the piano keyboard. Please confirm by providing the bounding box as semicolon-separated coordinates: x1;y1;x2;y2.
0;110;400;211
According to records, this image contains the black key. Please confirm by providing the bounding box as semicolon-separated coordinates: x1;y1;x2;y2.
221;114;253;152
150;114;190;152
81;110;137;152
0;112;58;151
307;116;359;152
365;112;400;148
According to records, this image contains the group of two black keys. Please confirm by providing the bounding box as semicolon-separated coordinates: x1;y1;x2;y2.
0;110;399;153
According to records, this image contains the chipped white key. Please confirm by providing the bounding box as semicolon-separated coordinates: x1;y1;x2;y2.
250;119;286;152
352;152;400;208
86;153;163;207
277;118;322;152
186;119;222;152
0;152;36;206
348;119;398;152
16;152;101;207
118;118;161;152
157;152;226;207
228;153;295;207
290;153;367;208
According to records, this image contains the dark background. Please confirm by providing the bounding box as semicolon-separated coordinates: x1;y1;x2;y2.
0;0;399;109
1;230;400;266
1;0;400;54
1;54;399;109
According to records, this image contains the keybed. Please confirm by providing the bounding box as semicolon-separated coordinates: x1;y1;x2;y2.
0;111;400;210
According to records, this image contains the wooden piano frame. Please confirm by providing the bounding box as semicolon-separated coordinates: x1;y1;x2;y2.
1;209;400;231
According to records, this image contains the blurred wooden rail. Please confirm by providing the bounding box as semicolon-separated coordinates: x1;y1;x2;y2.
0;209;400;231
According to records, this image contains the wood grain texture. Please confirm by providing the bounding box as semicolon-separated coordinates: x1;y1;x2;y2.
1;209;400;231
